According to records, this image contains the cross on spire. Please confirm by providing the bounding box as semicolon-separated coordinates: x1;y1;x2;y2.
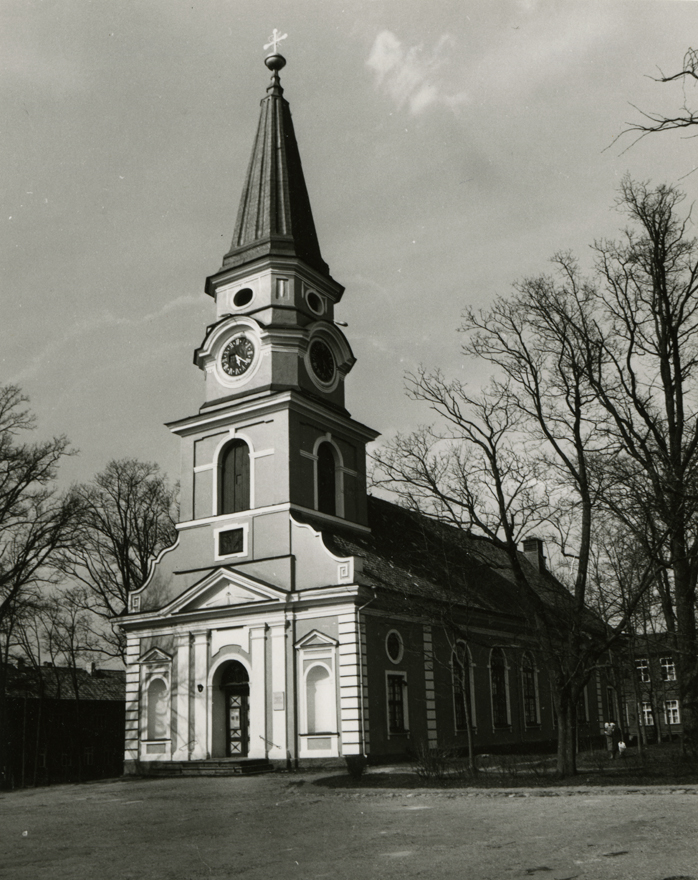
264;29;287;55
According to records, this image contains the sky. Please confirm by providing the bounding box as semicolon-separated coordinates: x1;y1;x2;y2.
3;0;698;489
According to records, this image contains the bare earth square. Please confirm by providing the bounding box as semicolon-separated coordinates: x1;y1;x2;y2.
1;773;697;880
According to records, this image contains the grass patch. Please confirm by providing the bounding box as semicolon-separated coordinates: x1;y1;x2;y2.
311;743;698;790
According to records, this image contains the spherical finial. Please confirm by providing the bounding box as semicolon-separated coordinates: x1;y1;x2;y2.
264;53;286;73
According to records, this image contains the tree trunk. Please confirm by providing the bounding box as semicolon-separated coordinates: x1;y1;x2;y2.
555;702;577;777
673;559;698;753
0;678;9;790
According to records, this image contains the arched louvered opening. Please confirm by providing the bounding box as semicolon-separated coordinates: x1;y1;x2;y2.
219;440;250;514
316;442;337;516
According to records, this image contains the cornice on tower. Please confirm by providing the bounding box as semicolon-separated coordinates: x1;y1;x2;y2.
216;53;330;281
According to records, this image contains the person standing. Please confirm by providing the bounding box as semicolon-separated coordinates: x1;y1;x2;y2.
604;722;623;758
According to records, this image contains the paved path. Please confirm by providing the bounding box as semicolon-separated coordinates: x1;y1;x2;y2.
1;773;697;879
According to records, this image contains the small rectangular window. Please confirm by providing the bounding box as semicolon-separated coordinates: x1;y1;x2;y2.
219;528;244;557
640;702;654;726
660;657;676;681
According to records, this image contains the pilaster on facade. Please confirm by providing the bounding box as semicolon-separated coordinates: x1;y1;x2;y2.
338;611;363;755
249;626;267;758
423;625;438;748
174;632;191;761
124;637;140;764
269;623;287;760
191;631;209;759
359;613;370;754
596;670;604;733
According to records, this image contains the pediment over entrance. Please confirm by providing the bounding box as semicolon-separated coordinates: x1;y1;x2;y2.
294;629;338;649
167;568;285;615
140;647;172;664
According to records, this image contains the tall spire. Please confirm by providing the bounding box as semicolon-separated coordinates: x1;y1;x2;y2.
220;51;330;277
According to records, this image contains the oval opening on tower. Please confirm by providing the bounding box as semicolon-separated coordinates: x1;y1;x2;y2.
306;291;324;315
233;287;254;308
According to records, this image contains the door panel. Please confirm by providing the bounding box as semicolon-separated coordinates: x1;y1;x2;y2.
226;688;249;757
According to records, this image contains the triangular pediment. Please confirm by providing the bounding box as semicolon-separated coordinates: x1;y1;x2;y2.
294;629;338;649
167;568;286;615
140;647;172;664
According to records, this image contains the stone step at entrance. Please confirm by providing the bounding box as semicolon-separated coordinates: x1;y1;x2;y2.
138;758;273;777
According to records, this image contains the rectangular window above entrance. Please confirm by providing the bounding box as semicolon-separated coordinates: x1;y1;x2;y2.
218;527;244;557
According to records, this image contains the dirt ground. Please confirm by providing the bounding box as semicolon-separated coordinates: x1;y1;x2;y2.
1;770;697;880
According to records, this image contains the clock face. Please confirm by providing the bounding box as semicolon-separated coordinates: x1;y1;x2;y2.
309;339;335;384
221;334;255;377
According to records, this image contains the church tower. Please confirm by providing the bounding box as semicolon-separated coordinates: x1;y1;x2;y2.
121;48;378;771
172;49;378;544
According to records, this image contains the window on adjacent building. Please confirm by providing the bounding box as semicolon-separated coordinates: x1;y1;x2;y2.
636;658;650;682
219;440;250;514
452;642;475;730
521;652;539;726
146;678;169;740
640;702;654;726
387;673;408;734
490;647;510;728
665;700;681;725
660;657;676;681
317;442;337;516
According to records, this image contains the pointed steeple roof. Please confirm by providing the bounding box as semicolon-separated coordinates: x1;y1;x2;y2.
220;54;330;277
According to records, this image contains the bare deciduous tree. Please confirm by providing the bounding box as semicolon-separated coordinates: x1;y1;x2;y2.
617;48;698;148
372;187;679;774
582;178;698;753
0;385;79;788
58;459;178;660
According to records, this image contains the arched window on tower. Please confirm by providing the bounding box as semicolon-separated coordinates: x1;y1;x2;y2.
316;442;337;516
219;440;250;514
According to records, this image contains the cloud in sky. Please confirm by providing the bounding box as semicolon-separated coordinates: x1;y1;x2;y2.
366;30;468;115
9;294;204;384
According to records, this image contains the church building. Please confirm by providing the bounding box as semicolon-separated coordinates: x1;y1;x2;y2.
120;50;608;774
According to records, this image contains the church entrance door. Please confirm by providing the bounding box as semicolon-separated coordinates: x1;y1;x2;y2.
225;687;249;756
220;661;250;757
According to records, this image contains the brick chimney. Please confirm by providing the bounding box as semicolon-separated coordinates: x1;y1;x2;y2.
522;537;546;572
